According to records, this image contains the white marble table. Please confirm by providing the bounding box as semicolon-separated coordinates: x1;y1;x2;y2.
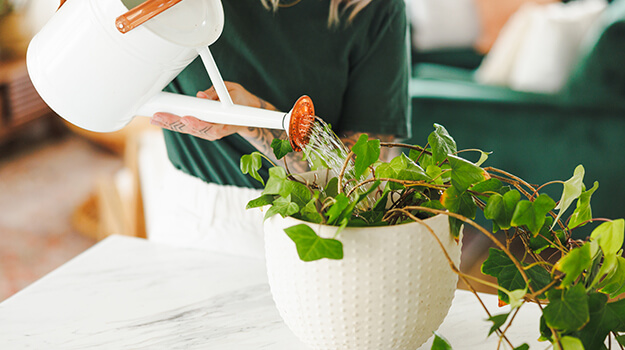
0;235;547;349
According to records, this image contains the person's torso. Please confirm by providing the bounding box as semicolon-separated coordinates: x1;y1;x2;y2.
163;0;408;188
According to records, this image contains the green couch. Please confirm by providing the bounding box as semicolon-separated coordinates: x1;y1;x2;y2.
408;0;625;223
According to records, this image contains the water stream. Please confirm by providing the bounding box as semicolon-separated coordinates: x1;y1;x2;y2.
301;118;375;209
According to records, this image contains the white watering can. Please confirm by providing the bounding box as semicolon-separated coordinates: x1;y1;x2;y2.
26;0;314;150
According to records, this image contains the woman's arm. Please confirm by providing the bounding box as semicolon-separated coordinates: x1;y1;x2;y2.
150;82;401;174
150;82;312;171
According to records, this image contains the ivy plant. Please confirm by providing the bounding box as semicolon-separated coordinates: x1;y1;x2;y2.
240;124;625;350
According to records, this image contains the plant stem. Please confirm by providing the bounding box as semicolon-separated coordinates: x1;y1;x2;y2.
344;178;445;199
337;150;354;194
517;233;561;276
533;181;565;200
572;217;612;228
529;277;561;300
523;261;554;271
259;153;278;168
282;157;292;176
397;210;516;349
484;167;538;194
379;142;431;155
501;305;522;339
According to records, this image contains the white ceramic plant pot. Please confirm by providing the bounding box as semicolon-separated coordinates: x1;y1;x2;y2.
264;213;462;350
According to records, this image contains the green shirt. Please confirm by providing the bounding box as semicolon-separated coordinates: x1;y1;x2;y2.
163;0;410;189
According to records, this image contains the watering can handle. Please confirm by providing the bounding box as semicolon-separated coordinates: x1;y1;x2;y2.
115;0;184;34
57;0;183;34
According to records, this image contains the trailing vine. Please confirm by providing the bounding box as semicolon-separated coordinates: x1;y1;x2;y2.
241;123;625;350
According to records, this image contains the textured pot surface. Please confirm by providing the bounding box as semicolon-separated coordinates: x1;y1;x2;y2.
264;213;462;350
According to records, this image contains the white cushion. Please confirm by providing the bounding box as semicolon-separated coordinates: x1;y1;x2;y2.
475;0;607;93
474;3;539;86
509;0;606;93
406;0;480;51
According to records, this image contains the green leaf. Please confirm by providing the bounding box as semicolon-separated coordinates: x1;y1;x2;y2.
554;336;585;350
350;210;386;227
425;165;444;185
470;178;505;201
430;331;453;350
481;248;551;303
428;124;457;165
506;288;528;310
441;186;476;238
554;165;586;228
352;134;380;178
279;180;312;208
397;168;429;182
334;217;349;237
333;182;380;226
388;153;410;172
448;155;488;192
299;198;324;224
554;243;593;287
590;219;625;256
440;163;452;183
539;315;552;342
594;253;619;290
325;193;350;225
617;334;625;347
270;138;293;160
568;181;598;229
514;344;530;350
264;195;299;220
475;150;492;167
240;152;265;185
284;224;343;261
421;200;447;212
324;177;339;199
529;235;550;254
543;284;589;332
373;189;390;212
599;256;625;298
376;162;395;178
416;151;434;170
529;217;558;254
574;294;625;350
407;148;423;162
487;313;510;336
246;194;275;209
262;166;288;195
510;194;556;234
484;190;521;231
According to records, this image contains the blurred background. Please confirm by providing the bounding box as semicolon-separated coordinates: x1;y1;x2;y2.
1;0;623;301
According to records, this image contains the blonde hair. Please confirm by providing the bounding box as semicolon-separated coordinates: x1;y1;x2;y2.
260;0;372;27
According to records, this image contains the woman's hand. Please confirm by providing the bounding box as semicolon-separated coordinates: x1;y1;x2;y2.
150;82;277;141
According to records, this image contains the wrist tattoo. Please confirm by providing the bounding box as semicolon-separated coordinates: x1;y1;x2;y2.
258;97;268;110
